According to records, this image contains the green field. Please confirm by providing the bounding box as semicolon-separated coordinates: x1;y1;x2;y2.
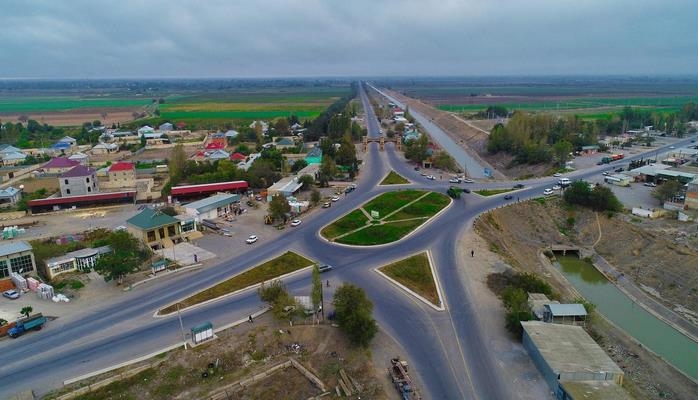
158;251;313;315
379;252;439;306
379;170;410;185
322;190;450;246
0;97;152;113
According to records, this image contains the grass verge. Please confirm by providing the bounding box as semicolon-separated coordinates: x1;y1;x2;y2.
337;219;423;245
474;188;514;196
380;171;410;185
363;190;426;217
379;252;439;306
320;209;369;239
385;192;450;221
159;251;313;315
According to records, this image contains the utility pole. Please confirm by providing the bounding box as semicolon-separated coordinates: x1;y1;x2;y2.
177;303;187;350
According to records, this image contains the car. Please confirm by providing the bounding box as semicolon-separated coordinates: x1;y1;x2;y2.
331;195;340;202
426;175;436;180
448;178;461;183
461;178;474;183
615;167;624;172
543;188;554;196
503;194;513;200
2;289;20;300
462;188;471;193
344;186;355;194
414;166;420;171
420;172;427;176
669;146;675;149
644;182;657;187
318;265;333;273
552;185;561;190
553;173;562;177
254;195;263;201
290;219;301;227
602;171;610;176
245;235;258;244
513;183;525;189
322;202;331;208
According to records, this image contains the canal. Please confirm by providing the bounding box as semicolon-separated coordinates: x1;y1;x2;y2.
555;255;698;381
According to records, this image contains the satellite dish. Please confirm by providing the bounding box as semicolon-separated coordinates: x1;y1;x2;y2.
19;185;24;190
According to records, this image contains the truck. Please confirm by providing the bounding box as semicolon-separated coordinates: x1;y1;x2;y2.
8;313;46;338
601;154;624;164
388;357;421;400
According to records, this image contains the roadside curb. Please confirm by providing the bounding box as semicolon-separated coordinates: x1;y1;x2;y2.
374;250;445;311
123;263;204;291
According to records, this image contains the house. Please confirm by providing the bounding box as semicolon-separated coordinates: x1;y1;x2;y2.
108;162;135;187
159;122;174;132
183;193;241;222
521;321;624;398
60;165;98;197
274;137;296;149
267;177;303;198
249;120;269;133
236;153;260;171
225;130;239;139
126;208;183;250
229;152;247;162
542;303;588;326
138;125;155;136
44;246;112;279
1;151;27;166
0;187;22;206
686;177;698;211
305;147;323;165
91;143;119;155
205;142;225;150
0;241;37;278
50;141;72;153
0;144;23;156
58;136;77;147
205;149;230;161
68;152;89;165
43;157;80;174
28;191;136;213
580;145;599;155
290;123;303;131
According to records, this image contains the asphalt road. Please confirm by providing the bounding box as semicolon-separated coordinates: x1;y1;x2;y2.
1;83;696;399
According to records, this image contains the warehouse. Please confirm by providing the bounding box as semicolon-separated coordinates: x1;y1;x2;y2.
183;193;240;222
521;321;624;399
170;180;248;201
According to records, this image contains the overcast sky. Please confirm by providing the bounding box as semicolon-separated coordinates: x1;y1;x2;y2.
1;0;696;79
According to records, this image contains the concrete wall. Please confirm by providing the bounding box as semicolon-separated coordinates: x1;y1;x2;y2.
60;173;98;197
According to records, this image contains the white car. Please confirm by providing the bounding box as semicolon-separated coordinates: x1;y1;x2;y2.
448;178;460;183
290;219;301;227
543;188;554;196
331;195;340;202
2;289;20;300
426;175;436;180
643;182;657;187
245;235;258;244
553;173;562;177
552;185;561;190
461;179;474;183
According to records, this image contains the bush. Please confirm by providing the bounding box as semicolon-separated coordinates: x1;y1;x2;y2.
333;284;378;347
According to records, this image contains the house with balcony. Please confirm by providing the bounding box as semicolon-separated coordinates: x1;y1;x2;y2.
126;208;183;250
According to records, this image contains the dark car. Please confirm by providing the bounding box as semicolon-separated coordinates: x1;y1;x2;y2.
463;188;471;193
615;167;624;172
513;183;525;189
344;186;355;194
318;265;333;273
503;194;513;200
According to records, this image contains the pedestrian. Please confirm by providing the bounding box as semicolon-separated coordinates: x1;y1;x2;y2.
248;314;253;323
517;197;520;202
471;250;474;257
193;254;198;263
326;280;330;287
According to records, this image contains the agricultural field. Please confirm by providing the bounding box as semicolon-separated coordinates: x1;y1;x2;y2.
158;87;350;125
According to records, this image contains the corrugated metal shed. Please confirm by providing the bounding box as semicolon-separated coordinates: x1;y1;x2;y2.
545;303;587;317
0;241;32;257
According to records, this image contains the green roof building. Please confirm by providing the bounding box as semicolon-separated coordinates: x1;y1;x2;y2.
305;147;323;165
126;208;182;250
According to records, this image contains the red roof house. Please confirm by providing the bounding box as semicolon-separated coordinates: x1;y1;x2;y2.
109;162;135;172
230;152;247;161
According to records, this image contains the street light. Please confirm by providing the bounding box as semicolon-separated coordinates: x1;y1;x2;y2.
176;303;187;350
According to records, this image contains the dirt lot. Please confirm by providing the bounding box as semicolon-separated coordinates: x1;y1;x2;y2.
474;198;698;400
0;108;140;127
50;315;394;400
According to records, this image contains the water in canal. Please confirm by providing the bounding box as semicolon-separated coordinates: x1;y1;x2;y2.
555;255;698;381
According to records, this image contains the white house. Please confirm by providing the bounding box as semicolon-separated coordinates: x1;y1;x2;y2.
138;125;155;136
159;122;174;131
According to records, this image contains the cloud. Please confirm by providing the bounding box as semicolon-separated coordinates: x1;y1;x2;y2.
0;0;696;78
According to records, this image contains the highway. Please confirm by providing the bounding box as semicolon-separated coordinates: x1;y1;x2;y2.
1;82;695;399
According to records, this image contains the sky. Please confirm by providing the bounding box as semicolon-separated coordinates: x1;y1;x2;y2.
1;0;696;79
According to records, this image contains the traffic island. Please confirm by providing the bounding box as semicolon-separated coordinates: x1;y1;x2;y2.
379;170;410;185
377;252;444;310
321;190;450;246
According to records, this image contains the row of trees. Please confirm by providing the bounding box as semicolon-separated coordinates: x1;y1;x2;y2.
563;181;623;212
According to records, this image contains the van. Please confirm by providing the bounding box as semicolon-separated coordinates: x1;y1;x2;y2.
558;178;571;187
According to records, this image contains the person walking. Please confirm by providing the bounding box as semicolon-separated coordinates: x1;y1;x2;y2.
471;250;475;257
248;314;253;323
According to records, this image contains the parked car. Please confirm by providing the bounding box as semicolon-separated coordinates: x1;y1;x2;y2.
553;173;562;177
513;183;525;189
462;188;471;193
322;202;331;208
643;182;657;187
503;194;513;200
543;188;554;196
615;167;624;172
290;219;301;227
461;178;474;183
254;195;263;201
331;195;340;202
245;235;258;244
344;186;355;194
602;171;610;176
2;289;20;300
448;178;461;183
426;175;436;180
318;265;333;273
552;185;561;190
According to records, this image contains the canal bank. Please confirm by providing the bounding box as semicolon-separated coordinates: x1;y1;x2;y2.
554;254;698;382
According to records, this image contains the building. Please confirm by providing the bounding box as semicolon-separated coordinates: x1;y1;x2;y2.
60;165;98;197
543;303;588;326
0;241;37;278
108;162;136;186
58;136;77;147
528;293;557;320
521;321;624;398
44;246;112;279
267;176;303;198
28;191;136;213
603;174;631;187
43;157;80;174
558;380;632;400
686;177;698;211
0;186;22;206
170;180;249;201
126;208;183;249
91;142;119;155
68;152;89;165
249;120;269;133
0;145;27;166
230;152;247;162
305;147;323;165
159;122;174;131
225;130;239;139
138;125;155;136
183;193;241;222
205;149;230;161
580;145;599;155
274;137;296;149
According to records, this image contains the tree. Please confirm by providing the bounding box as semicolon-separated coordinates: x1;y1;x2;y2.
311;264;323;320
20;306;33;318
319;155;338;186
335;134;357;167
298;174;314;190
291;159;308;173
652;180;683;204
333;283;378;347
404;133;429;163
552;140;573;167
168;143;187;182
258;280;296;319
432;151;458;171
310;189;321;205
94;231;149;283
268;194;291;222
274;118;290;136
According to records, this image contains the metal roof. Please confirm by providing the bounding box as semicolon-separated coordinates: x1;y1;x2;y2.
268;177;303;194
29;191;136;207
545;303;588;317
61;165;96;178
184;193;240;214
44;157;80;169
127;208;179;230
0;186;21;199
0;240;32;257
171;181;248;196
